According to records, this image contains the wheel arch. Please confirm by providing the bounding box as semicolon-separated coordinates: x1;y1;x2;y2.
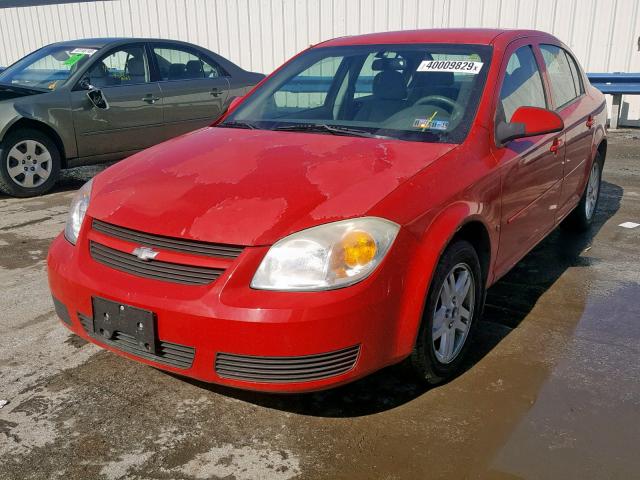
391;203;496;360
1;118;67;168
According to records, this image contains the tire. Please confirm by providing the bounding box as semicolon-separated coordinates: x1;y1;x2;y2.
0;129;61;197
409;240;484;385
561;152;603;232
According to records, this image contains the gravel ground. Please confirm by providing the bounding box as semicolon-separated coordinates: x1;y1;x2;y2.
0;132;639;479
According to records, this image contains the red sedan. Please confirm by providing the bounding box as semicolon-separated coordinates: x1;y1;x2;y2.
47;29;606;392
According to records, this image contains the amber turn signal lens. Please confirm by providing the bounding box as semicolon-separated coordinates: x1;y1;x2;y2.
341;231;377;268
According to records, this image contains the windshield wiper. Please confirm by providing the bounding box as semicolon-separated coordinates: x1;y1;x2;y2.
218;121;258;130
274;123;390;139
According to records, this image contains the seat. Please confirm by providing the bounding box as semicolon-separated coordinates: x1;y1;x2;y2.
168;63;186;80
184;60;204;79
88;62;118;88
124;57;146;84
353;70;407;122
407;71;457;104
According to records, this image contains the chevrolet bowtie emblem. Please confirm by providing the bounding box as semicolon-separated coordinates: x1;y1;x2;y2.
132;246;159;261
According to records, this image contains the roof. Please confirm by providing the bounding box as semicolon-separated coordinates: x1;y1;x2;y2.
51;37;200;49
318;28;554;47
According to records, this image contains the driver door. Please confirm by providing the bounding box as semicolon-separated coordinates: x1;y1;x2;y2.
71;43;164;160
492;42;566;277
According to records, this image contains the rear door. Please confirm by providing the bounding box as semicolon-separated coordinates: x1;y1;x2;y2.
151;43;230;139
538;44;595;221
492;41;566;277
71;43;164;158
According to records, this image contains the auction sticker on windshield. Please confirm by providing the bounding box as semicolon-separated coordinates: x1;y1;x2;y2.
417;60;483;74
70;48;97;56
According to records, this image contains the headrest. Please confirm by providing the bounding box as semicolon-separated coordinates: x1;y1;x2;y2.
372;57;406;71
168;63;186;78
185;60;203;75
126;58;145;76
373;70;407;100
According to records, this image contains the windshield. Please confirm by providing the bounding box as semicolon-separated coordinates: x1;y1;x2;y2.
221;43;492;143
0;45;98;91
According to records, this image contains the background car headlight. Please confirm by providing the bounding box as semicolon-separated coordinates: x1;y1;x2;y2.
64;179;93;245
251;217;400;291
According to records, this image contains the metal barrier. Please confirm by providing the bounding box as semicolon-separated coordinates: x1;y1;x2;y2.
587;73;640;129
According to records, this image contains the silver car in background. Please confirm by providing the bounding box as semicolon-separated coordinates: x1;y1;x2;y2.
0;38;264;197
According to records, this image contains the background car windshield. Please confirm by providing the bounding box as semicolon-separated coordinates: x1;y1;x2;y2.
222;43;492;143
0;45;96;91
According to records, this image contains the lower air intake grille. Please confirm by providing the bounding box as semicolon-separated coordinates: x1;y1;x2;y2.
78;314;195;369
90;241;223;285
215;345;360;383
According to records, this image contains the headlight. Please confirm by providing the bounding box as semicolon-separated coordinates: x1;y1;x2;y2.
251;217;399;291
64;179;93;245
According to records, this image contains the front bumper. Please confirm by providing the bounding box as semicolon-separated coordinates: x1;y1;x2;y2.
47;228;413;393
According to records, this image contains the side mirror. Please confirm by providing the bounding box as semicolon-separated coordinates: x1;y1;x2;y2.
86;88;109;110
496;106;564;145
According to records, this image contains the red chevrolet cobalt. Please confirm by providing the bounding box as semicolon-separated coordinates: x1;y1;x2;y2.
48;29;606;392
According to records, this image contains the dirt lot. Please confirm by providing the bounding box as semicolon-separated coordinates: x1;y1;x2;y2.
1;131;639;480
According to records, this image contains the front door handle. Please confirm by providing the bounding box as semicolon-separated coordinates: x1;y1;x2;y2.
550;137;563;154
210;88;222;97
142;94;160;104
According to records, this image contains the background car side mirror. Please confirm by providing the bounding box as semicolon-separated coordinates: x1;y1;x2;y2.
496;106;564;145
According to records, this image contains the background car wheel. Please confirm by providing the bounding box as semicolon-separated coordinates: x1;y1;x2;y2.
561;152;603;232
409;240;484;385
0;129;61;197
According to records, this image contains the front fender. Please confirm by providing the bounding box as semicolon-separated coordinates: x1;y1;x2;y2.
390;202;495;359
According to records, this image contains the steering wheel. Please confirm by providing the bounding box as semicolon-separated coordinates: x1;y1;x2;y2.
414;95;464;124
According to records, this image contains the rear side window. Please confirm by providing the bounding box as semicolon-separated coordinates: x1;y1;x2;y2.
540;44;581;109
153;46;223;81
499;46;547;121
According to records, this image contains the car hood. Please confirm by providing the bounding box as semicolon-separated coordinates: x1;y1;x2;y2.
90;127;457;246
0;84;45;102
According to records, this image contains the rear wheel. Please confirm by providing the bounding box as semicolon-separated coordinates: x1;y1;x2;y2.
0;129;61;197
561;152;603;232
409;240;484;385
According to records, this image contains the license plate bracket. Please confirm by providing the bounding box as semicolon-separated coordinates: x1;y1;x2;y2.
91;297;157;355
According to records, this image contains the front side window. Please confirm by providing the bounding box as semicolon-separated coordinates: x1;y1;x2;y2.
0;45;98;91
540;44;579;109
220;43;492;144
153;47;222;80
87;46;149;87
499;46;547;122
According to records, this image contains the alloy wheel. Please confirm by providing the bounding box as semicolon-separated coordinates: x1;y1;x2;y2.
585;161;600;220
432;262;475;364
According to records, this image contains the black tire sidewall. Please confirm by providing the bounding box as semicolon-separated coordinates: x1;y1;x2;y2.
411;240;484;383
0;129;61;197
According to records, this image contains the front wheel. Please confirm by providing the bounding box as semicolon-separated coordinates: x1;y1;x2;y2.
561;153;603;232
0;129;61;197
409;240;484;385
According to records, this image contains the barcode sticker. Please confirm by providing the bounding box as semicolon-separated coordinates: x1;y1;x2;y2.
417;60;484;74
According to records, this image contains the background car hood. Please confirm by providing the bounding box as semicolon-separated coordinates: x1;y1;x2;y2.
0;84;45;101
90;127;456;246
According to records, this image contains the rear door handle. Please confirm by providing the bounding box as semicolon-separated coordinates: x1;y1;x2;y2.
586;115;595;129
142;94;160;104
210;88;222;97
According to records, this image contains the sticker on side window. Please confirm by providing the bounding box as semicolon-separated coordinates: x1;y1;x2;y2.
70;48;97;56
417;60;483;74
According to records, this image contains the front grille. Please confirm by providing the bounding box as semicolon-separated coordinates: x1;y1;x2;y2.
92;219;244;259
78;314;195;369
215;345;360;383
90;241;223;285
